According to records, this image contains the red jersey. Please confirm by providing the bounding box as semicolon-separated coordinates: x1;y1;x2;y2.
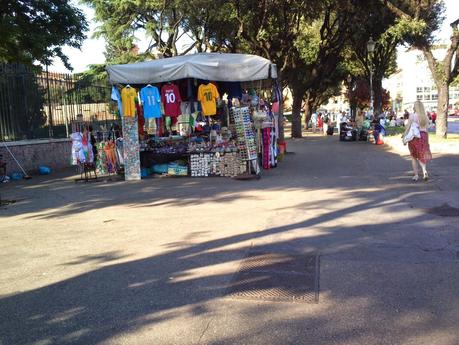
161;84;182;117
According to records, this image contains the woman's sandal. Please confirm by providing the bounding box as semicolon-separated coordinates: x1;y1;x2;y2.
412;175;419;182
423;172;429;181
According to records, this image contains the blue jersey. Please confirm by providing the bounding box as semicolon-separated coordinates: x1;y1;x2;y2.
111;86;123;117
140;86;161;118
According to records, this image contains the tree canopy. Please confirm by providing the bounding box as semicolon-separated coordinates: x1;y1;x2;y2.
83;0;452;137
0;0;88;70
381;0;456;137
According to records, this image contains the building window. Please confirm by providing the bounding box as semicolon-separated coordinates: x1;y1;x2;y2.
417;94;423;100
424;87;430;92
416;87;423;93
432;94;438;100
424;94;431;100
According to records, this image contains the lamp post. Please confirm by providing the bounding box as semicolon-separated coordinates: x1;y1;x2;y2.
367;36;375;118
347;74;353;120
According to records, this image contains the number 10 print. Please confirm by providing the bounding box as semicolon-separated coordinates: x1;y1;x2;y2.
166;93;176;103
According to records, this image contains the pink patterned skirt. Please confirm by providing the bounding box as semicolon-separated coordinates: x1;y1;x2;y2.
408;131;432;164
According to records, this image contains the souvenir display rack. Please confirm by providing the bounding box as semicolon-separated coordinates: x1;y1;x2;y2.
231;107;257;161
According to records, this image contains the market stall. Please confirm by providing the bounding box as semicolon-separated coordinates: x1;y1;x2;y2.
103;52;281;181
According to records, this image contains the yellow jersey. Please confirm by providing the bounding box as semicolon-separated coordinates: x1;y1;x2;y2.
198;83;220;116
121;86;137;117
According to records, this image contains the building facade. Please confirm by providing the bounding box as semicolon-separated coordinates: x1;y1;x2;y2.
384;47;459;115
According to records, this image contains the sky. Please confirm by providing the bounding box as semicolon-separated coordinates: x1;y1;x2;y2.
50;0;459;74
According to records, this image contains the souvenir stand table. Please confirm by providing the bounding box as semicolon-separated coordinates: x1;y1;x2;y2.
106;53;280;181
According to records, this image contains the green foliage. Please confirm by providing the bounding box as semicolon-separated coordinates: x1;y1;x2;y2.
0;0;88;70
83;0;238;64
385;126;405;136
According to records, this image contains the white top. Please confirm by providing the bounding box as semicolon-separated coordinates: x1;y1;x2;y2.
410;112;427;131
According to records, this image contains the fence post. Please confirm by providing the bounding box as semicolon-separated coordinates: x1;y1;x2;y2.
45;65;53;138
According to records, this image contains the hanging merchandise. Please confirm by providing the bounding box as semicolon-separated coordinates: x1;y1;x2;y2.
95;140;119;175
104;140;118;174
115;138;124;166
106;53;282;181
262;127;271;169
70;132;85;165
220;82;243;101
96;142;108;174
271;80;282;114
121;85;137;117
70;131;94;165
198;82;220;116
231;107;257;160
111;86;123;117
140;85;161;119
161;83;182;117
135;100;146;137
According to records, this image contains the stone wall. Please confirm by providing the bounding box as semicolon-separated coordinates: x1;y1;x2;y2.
0;139;71;175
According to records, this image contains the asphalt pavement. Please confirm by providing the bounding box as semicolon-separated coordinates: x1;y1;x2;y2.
1;135;458;345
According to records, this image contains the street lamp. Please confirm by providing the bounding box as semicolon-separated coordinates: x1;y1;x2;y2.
347;74;353;119
367;36;375;118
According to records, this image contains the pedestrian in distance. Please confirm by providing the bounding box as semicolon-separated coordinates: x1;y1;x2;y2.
355;110;364;138
431;111;437;125
310;111;318;133
318;112;323;132
323;113;329;135
403;100;432;182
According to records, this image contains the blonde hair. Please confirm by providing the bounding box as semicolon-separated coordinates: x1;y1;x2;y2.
414;100;429;128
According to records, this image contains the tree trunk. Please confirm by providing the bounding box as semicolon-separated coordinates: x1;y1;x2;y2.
303;93;311;128
350;103;357;121
436;83;449;138
291;87;304;138
373;78;383;116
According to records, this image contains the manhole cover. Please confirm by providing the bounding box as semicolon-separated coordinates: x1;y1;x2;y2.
426;203;459;217
226;252;319;303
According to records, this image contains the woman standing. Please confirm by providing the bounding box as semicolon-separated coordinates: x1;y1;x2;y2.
404;101;432;181
317;113;323;133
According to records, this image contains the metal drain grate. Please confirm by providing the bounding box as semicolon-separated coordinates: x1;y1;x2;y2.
426;203;459;217
0;199;16;206
226;252;319;304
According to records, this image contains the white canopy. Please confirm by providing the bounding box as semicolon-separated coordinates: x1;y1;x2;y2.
106;53;277;84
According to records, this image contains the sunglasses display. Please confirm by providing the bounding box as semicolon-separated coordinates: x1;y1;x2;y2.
230;106;258;161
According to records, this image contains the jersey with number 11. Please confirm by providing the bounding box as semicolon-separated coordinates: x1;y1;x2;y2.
161;84;182;117
140;86;161;118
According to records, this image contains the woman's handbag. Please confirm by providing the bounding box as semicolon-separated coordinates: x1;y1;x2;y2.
403;122;421;145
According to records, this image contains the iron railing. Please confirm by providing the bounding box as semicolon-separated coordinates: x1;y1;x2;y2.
0;64;118;141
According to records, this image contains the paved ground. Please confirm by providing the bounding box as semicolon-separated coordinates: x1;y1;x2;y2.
1;135;459;345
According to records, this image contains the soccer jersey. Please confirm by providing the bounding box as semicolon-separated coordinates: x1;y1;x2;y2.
121;86;137;117
161;83;182;117
198;83;220;116
140;85;161;118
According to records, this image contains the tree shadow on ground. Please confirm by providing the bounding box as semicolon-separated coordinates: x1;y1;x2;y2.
0;209;457;344
0;137;451;220
1;138;458;344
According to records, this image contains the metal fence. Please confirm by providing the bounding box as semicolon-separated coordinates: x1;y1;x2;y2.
0;64;118;141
